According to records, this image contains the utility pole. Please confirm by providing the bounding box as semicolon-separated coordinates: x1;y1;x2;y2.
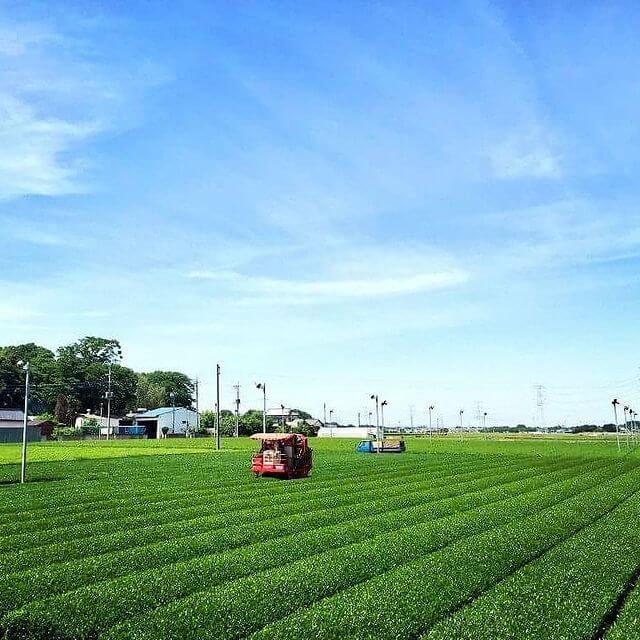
216;364;221;450
256;383;267;433
234;383;240;437
408;404;413;431
19;361;30;484
195;377;200;435
323;402;327;425
105;362;113;441
281;403;286;432
370;394;380;451
428;405;434;438
357;412;361;428
381;400;388;440
612;399;621;452
534;385;546;431
459;409;464;441
170;391;176;435
329;409;334;437
625;406;631;448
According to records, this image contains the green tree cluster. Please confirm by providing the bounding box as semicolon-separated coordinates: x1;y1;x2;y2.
0;337;194;425
199;408;318;436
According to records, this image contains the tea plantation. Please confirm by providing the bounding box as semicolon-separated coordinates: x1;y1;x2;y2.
1;436;639;639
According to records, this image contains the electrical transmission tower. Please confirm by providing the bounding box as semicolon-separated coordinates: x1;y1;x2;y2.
475;401;484;432
534;385;546;431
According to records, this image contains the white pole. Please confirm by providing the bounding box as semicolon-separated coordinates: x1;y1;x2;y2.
20;362;30;484
216;364;221;450
263;384;266;433
106;362;112;441
373;395;380;452
195;377;200;435
429;405;433;438
234;383;240;437
613;400;621;452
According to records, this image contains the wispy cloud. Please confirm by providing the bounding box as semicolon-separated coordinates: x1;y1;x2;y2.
0;94;99;198
0;15;166;200
488;127;561;179
187;268;468;299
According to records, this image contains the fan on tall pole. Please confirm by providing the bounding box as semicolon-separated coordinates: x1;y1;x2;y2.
612;399;621;452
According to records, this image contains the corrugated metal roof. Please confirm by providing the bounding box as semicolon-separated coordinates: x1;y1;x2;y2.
134;407;196;418
0;409;24;421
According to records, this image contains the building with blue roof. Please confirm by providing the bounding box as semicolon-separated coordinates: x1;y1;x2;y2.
121;406;199;439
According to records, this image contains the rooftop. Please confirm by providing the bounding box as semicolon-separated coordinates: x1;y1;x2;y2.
0;409;24;421
134;406;197;418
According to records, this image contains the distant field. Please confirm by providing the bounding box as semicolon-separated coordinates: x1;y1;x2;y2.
1;436;640;639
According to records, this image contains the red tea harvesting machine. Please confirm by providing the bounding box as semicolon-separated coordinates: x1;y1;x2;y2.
250;432;313;479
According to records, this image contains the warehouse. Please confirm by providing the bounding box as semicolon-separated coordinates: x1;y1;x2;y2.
0;409;41;443
125;407;199;439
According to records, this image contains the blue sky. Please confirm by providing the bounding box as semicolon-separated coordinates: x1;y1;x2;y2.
2;1;640;426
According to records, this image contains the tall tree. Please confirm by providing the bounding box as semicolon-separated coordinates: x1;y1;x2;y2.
54;395;71;425
138;371;194;408
135;375;166;410
0;343;57;411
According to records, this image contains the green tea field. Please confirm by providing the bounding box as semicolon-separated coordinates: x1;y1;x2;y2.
1;436;640;640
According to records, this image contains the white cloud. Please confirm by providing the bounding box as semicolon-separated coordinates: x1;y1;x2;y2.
0;15;166;200
489;127;561;180
0;94;98;198
187;267;468;299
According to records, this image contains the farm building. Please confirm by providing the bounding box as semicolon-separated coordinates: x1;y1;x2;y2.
123;407;199;439
75;412;123;438
317;424;376;438
0;409;41;443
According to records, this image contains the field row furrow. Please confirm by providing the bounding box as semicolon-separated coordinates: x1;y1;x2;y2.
421;481;640;640
0;449;565;520
91;462;637;640
242;465;640;640
0;456;541;574
0;455;430;520
0;455;508;535
0;459;587;624
0;452;430;515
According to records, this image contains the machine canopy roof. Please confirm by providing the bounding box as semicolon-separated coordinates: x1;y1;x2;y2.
250;432;304;443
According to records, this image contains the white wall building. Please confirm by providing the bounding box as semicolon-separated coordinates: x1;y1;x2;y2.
316;425;376;439
131;407;198;439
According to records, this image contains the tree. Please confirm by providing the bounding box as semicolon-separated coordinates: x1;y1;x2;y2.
219;410;236;436
135;375;166;410
200;410;216;430
54;337;136;419
0;337;188;419
199;410;236;436
57;337;122;364
0;343;57;411
239;409;266;435
139;371;194;408
54;395;71;425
